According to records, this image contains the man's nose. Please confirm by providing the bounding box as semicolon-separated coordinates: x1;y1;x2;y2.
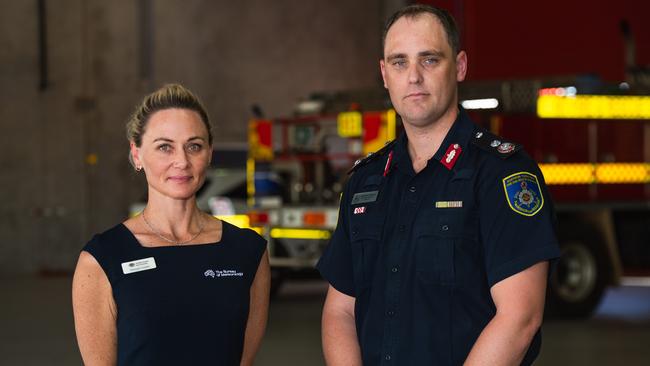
407;63;423;84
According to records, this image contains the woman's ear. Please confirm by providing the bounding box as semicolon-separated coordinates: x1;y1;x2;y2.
130;141;143;171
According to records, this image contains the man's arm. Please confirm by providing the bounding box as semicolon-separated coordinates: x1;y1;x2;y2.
464;261;549;366
322;285;362;366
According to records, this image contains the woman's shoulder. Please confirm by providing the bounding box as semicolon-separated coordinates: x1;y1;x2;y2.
83;222;131;254
222;220;264;239
221;220;266;251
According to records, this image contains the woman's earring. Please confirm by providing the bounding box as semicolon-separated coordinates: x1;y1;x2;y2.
136;165;142;172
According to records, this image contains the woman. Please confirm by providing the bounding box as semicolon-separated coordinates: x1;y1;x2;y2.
72;84;270;365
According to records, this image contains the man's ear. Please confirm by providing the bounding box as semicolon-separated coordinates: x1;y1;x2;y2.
380;59;388;89
456;51;468;82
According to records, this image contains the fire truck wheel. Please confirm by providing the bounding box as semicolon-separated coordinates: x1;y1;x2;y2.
546;229;609;318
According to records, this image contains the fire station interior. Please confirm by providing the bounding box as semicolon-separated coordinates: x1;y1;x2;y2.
2;0;650;364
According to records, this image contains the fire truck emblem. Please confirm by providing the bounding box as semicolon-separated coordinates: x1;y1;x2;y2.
502;172;544;216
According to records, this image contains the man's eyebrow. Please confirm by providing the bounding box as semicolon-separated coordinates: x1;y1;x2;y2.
418;50;445;58
385;53;407;62
385;50;445;62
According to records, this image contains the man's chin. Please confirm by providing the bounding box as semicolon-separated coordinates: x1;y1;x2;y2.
400;112;437;127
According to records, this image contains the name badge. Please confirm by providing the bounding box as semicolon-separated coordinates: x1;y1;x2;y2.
122;257;157;274
351;190;379;205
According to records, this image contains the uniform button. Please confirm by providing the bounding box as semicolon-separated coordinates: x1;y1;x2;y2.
442;225;449;231
385;355;392;361
398;225;405;232
391;266;398;273
409;186;416;193
387;310;395;317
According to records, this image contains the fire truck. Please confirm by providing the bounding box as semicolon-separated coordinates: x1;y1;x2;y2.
238;91;397;295
236;79;649;317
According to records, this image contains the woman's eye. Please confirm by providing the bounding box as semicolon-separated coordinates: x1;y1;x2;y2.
157;144;171;152
187;144;202;152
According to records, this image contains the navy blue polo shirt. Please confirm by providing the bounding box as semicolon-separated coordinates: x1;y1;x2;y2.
317;108;560;365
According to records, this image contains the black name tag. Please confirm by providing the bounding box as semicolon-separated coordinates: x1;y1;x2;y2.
351;190;379;204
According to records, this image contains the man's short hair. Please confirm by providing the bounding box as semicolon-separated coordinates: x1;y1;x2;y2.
382;4;461;57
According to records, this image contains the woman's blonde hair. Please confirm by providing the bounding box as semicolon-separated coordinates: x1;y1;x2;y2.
126;84;212;167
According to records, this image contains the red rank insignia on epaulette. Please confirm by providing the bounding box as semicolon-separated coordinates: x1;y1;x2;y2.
383;151;394;177
440;143;462;170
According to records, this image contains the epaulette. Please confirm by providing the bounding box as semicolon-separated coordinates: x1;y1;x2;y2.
348;139;397;175
470;128;521;159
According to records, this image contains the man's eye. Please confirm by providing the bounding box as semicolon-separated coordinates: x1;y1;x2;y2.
422;57;439;66
392;60;407;68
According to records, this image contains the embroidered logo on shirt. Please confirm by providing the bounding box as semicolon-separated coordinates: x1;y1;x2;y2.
502;172;544;216
204;269;244;278
353;206;366;214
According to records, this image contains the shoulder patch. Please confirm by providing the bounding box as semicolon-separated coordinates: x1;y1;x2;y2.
348;140;397;175
471;129;521;159
502;172;544;216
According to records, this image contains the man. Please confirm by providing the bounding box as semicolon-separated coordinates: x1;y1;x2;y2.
317;4;560;365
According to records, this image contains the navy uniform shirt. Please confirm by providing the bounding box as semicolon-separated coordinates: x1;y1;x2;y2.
317;108;560;365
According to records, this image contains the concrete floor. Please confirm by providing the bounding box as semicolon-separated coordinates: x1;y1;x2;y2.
1;276;649;365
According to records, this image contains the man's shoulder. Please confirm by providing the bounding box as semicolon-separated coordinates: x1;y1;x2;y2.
469;128;521;160
348;140;397;175
467;127;544;178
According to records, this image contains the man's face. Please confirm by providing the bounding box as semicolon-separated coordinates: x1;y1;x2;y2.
380;14;467;128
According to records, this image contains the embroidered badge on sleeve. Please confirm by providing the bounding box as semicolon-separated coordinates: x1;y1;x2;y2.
502;172;544;216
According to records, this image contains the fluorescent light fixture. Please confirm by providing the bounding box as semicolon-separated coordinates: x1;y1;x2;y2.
461;98;499;110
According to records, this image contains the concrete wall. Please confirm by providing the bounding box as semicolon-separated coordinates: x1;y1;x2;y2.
0;0;386;273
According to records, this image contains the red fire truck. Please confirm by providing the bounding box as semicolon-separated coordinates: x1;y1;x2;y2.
239;79;649;317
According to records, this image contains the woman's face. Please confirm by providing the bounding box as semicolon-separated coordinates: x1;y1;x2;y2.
131;108;212;201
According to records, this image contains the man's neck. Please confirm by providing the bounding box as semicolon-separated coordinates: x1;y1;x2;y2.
403;108;458;174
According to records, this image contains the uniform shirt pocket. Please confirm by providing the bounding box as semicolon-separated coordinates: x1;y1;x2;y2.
415;215;461;286
349;221;382;290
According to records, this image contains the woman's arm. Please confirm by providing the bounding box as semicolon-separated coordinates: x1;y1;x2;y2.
240;249;271;366
72;251;117;366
